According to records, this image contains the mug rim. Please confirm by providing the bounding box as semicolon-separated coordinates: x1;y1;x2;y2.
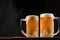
26;15;38;19
26;15;38;17
25;15;39;24
40;13;54;18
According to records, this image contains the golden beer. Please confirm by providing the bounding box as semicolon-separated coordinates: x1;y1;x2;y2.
26;16;39;37
40;13;54;37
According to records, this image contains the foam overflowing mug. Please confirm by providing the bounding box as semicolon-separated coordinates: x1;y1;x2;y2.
40;13;59;37
20;15;39;37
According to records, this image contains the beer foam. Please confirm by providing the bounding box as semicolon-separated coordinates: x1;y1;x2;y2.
26;15;38;21
26;15;38;24
40;13;54;18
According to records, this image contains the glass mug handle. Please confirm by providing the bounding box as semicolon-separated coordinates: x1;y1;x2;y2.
20;19;28;37
52;17;60;36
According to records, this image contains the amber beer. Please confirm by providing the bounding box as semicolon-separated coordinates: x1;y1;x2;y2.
40;13;55;37
21;15;39;37
27;16;39;37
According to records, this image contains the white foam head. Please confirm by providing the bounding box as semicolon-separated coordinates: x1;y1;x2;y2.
40;13;54;18
26;15;38;24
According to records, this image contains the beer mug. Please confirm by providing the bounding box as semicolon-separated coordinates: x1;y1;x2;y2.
20;15;39;37
40;13;59;37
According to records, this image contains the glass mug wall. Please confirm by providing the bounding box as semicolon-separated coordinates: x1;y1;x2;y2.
20;15;39;37
40;13;59;37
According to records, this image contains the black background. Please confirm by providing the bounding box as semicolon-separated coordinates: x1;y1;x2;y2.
0;0;60;37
